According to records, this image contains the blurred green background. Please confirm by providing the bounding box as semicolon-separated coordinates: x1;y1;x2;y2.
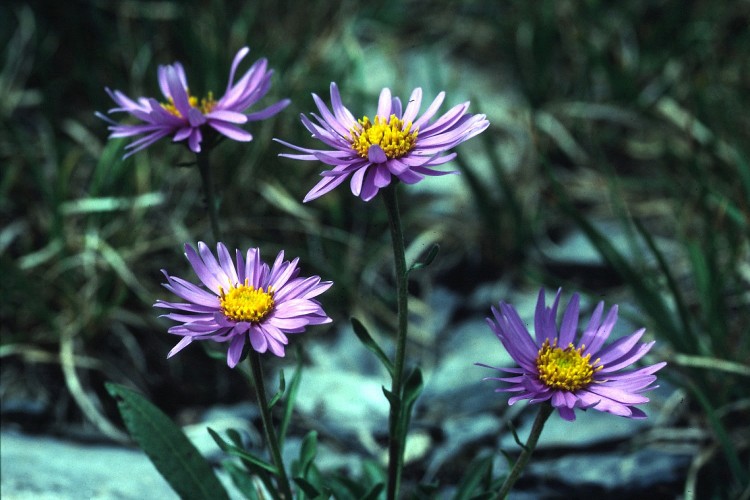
1;0;748;497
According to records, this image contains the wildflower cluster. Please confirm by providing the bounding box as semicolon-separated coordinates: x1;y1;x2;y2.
100;45;665;500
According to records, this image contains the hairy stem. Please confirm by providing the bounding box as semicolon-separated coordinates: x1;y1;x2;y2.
196;151;222;242
247;351;294;500
496;404;554;499
381;183;409;500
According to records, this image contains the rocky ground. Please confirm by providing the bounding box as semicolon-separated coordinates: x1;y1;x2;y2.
2;305;693;499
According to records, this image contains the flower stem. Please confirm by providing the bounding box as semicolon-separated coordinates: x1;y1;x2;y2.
195;151;222;242
495;404;554;499
381;183;409;500
247;350;294;500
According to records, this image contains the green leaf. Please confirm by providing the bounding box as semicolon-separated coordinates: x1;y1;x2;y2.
361;482;385;500
298;430;318;477
402;367;424;409
507;420;527;452
452;455;494;500
206;427;278;475
226;428;244;447
408;243;440;274
362;459;387;486
222;460;261;500
381;386;400;409
350;317;394;377
293;477;321;497
268;369;286;409
279;352;303;446
105;383;229;500
413;482;440;499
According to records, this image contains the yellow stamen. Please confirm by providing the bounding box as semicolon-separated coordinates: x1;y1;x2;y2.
219;278;274;323
536;339;602;391
162;91;216;117
350;114;417;159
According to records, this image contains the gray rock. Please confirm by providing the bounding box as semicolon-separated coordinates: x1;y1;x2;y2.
1;430;178;500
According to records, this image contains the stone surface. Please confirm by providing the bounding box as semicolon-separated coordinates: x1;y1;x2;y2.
1;430;179;500
0;429;247;500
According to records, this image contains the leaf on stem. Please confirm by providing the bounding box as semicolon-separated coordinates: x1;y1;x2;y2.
279;351;304;446
222;460;262;500
207;427;278;475
351;317;394;377
402;366;424;409
105;383;229;500
293;477;324;498
452;455;494;500
268;369;286;409
361;482;385;500
298;430;318;477
408;243;440;274
507;420;528;452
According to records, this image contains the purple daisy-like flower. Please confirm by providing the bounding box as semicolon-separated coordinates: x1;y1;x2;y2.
479;288;666;421
275;82;489;202
98;47;290;158
155;242;332;368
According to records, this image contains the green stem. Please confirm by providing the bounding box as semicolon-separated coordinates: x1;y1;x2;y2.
381;183;409;500
247;350;294;500
495;404;554;499
196;151;222;242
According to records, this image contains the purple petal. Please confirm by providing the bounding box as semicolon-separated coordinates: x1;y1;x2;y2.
579;301;605;349
249;327;268;353
225;47;251;93
377;88;392;118
209;121;253;142
585;305;618;355
413;91;446;129
372;164;392;188
227;335;245;368
244;99;291;121
303;172;351;203
329;82;357;127
207;110;248;123
360;167;381;201
368;144;387;164
184;244;222;293
167;336;193;358
596;328;646;365
558;293;580;346
402;87;423;124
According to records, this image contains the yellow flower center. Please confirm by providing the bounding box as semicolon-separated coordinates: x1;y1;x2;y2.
350;114;418;159
162;91;216;117
219;279;274;323
536;339;601;391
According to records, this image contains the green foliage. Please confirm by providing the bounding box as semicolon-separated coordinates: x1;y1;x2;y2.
105;383;229;500
4;0;749;497
351;317;394;377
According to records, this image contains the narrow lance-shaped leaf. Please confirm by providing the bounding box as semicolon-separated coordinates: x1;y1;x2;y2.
408;243;440;274
298;430;318;478
452;455;494;500
206;427;278;475
351;317;394;377
208;429;277;497
279;351;303;446
268;369;286;409
222;460;262;500
105;383;229;500
293;477;323;499
361;482;385;500
397;367;424;446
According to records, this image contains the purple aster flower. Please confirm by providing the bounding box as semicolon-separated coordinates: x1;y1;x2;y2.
275;82;489;202
155;242;332;368
479;288;666;421
98;47;290;158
